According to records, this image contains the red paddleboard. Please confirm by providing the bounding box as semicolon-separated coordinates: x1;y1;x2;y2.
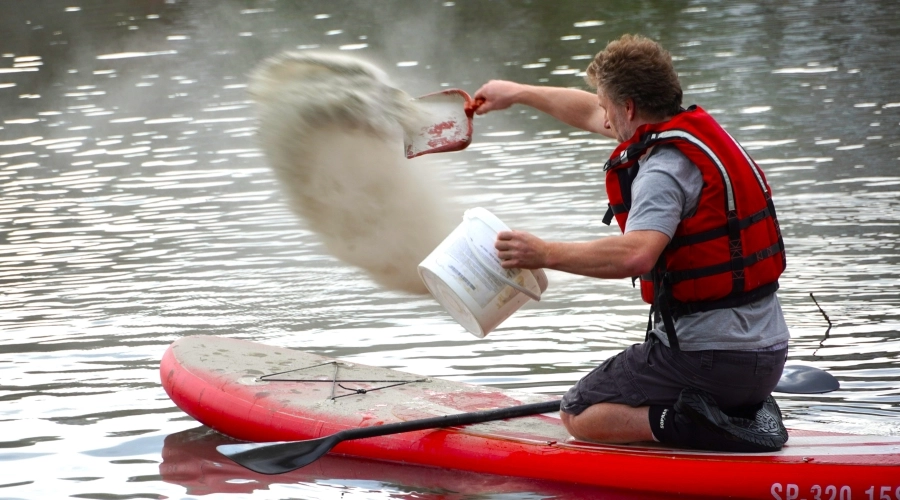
160;335;900;499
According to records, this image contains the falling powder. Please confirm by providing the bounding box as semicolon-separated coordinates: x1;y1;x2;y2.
248;51;459;294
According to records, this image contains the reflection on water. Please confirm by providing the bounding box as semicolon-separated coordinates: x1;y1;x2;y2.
1;0;899;498
159;425;670;499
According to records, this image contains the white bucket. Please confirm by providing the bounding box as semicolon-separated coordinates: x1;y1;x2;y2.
418;207;549;338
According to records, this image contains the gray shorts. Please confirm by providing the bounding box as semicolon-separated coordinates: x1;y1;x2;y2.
560;337;788;415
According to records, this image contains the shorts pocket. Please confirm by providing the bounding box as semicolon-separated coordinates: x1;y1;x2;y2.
611;350;650;407
601;353;619;372
754;349;787;376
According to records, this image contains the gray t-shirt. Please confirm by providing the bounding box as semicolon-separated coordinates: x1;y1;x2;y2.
624;145;790;351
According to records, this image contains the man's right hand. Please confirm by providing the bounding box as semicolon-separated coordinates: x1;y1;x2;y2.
495;230;551;270
472;80;527;115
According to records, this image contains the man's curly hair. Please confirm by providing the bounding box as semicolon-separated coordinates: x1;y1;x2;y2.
585;34;683;120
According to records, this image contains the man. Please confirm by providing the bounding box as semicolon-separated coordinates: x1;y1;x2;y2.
472;34;790;452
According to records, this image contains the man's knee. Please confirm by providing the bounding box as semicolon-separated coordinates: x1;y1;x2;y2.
559;410;576;435
560;409;589;441
560;404;614;442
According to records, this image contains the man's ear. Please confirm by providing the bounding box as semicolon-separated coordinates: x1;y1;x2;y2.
624;98;636;120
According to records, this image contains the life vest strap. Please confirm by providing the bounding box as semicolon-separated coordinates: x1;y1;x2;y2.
602;205;615;226
669;205;774;250
656;273;681;352
726;211;746;300
602;202;629;226
666;241;784;284
603;162;642;226
766;197;788;272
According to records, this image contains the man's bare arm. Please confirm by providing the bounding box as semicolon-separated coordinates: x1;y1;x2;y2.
495;229;670;280
473;80;615;139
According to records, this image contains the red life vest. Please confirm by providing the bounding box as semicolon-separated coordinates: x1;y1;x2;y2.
603;106;785;347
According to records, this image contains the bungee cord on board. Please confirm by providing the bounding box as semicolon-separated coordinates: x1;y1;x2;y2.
259;361;428;400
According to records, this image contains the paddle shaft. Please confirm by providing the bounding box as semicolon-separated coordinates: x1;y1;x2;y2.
337;400;559;442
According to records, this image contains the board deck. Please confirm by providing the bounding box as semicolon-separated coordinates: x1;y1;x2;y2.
160;335;900;499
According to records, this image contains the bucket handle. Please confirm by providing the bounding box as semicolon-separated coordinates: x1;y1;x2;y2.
463;212;542;302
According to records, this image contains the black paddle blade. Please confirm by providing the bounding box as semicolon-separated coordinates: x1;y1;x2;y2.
774;365;840;394
217;400;561;474
217;434;340;475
